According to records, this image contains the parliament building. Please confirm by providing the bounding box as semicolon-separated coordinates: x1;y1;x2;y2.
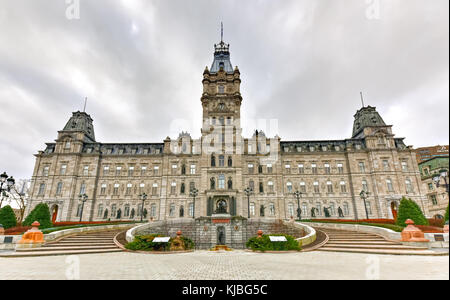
26;37;429;223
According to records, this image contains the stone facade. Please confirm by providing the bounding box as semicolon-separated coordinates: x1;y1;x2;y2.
25;38;429;223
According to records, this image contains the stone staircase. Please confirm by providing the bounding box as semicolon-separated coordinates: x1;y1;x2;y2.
317;228;446;256
0;231;123;257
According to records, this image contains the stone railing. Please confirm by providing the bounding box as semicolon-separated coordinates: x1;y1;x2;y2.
289;221;317;247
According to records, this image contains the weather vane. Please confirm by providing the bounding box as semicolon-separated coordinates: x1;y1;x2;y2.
221;22;223;43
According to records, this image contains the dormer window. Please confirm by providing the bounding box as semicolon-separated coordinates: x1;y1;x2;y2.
219;62;225;70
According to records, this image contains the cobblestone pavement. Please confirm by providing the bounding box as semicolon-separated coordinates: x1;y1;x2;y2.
0;250;448;280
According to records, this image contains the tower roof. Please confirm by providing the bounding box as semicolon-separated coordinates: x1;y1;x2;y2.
210;40;234;73
352;106;387;138
62;111;96;142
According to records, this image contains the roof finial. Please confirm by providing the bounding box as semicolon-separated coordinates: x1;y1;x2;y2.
360;92;365;108
83;97;88;112
221;22;223;43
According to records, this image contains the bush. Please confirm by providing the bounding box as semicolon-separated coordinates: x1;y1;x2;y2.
445;205;449;223
23;203;53;229
125;234;195;251
0;205;17;229
246;234;301;252
396;197;428;227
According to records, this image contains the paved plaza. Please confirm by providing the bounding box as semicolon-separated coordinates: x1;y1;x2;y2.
0;250;448;280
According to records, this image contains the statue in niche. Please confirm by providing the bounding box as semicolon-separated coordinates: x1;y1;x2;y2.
217;227;226;245
311;207;316;218
338;207;344;218
116;209;122;219
216;200;228;214
324;207;331;218
260;205;265;217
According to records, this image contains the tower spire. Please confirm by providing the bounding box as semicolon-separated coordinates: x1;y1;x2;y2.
221;22;223;43
83;97;88;112
360;92;365;108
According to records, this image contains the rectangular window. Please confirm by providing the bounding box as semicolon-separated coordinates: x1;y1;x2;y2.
383;160;390;171
60;165;67;175
128;166;135;177
324;163;331;174
401;161;408;172
154;166;159;175
386;179;394;192
56;182;63;195
313;182;320;193
43;166;49;177
337;163;344;174
362;180;369;192
285;164;291;173
405;179;413;193
218;175;225;189
248;164;254;174
172;164;178;175
113;184;120;195
298;164;304;174
267;164;273;174
190;165;196;175
430;195;438;205
340;181;347;193
171;182;176;194
80;183;86;195
103;166;110;176
126;183;132;195
116;166;122;176
152;183;158;195
141;166;147;176
428;183;434;191
359;162;366;173
100;184;107;195
327;181;333;193
311;163;317;174
300;182;306;193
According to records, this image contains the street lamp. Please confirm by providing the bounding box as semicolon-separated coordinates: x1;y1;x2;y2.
78;193;88;222
359;190;370;220
0;172;15;193
244;187;253;218
293;190;303;220
189;188;199;219
139;192;148;222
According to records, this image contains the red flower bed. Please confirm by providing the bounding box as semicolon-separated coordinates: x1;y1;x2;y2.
4;226;32;235
311;219;396;224
415;225;444;233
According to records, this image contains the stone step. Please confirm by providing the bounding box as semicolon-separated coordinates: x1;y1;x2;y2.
0;248;123;258
45;242;115;247
16;245;119;252
317;247;446;256
324;244;428;250
61;237;114;241
326;241;401;245
329;238;386;242
327;235;382;239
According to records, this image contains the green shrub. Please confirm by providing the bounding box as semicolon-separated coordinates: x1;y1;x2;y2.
396;197;428;227
445;205;449;223
246;234;301;252
125;234;195;251
23;203;53;229
0;205;17;229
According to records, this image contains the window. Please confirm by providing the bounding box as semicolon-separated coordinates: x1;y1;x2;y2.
340;181;347;193
258;165;263;174
190;165;196;175
267;164;273;174
43;166;49;177
327;181;333;193
430;195;438;205
228;178;233;190
288;203;295;217
151;204;157;217
169;204;176;217
359;162;366;173
97;204;103;218
268;181;274;192
248;164;254;174
324;163;331;174
103;166;109;176
401;161;408;172
190;182;196;192
285;164;291;173
65;141;71;149
386;179;394;192
249;180;255;192
250;203;256;216
116;166;122;176
113;184;120;195
311;163;317;174
83;166;89;176
124;205;130;217
170;182;177;194
126;183;132;195
171;164;178;175
313;181;320;193
56;182;63;195
298;164;304;174
428;183;434;191
405;179;413;193
300;182;306;193
152;183;158;195
383;160;390;171
189;203;194;217
286;182;293;193
343;202;349;216
60;165;67;175
100;184;107;195
219;156;225;167
316;202;322;216
302;203;308;217
154;166;159;175
329;203;336;216
80;183;86;195
141;166;147;176
337;163;344;174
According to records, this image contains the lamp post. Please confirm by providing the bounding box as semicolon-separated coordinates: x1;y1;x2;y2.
139;192;148;222
293;190;303;220
0;172;15;208
244;187;253;218
359;190;370;220
190;188;198;219
78;193;88;222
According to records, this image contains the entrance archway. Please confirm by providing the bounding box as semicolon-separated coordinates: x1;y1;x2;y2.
51;205;59;223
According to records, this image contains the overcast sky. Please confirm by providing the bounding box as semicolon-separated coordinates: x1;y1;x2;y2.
0;0;448;179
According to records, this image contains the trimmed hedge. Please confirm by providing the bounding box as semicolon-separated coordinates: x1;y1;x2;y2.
0;205;17;229
125;234;195;252
445;205;449;223
395;197;428;227
246;234;301;252
23;203;53;229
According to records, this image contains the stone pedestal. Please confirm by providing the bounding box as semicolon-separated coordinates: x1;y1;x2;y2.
444;224;449;234
401;219;429;242
17;221;45;248
0;225;4;235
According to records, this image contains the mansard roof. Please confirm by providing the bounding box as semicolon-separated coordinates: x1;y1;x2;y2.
62;111;96;142
352;106;387;138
